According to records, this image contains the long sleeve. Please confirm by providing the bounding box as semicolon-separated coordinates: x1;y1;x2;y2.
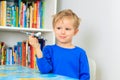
79;51;90;80
36;44;90;79
36;46;53;73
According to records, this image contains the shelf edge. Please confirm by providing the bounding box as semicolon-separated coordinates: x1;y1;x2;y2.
0;26;53;32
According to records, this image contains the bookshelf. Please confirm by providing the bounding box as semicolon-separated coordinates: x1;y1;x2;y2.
0;0;57;46
0;0;57;67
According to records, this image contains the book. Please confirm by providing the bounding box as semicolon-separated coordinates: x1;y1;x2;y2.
17;42;22;65
0;2;1;25
1;42;6;65
36;0;40;29
22;41;26;66
11;5;16;27
29;4;33;28
41;0;45;29
6;0;18;27
25;40;29;67
6;47;13;65
9;47;13;65
29;45;35;68
6;4;12;27
16;6;19;27
32;1;37;28
0;42;2;65
13;45;18;64
1;1;6;26
0;42;6;65
18;0;21;27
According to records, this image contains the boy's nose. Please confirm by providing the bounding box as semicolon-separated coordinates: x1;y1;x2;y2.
61;29;65;34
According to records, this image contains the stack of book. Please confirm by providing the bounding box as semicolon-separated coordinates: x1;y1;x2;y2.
0;38;46;69
0;0;45;29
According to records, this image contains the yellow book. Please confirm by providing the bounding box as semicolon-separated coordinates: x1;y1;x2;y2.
25;40;28;67
1;1;6;26
0;2;1;26
16;6;19;27
33;2;37;28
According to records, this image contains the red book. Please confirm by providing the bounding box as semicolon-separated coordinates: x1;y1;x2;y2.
30;45;34;68
22;41;26;66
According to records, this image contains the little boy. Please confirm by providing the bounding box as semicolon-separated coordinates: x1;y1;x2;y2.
29;9;90;79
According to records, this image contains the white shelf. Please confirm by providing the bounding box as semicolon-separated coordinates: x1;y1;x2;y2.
0;0;57;47
0;26;53;33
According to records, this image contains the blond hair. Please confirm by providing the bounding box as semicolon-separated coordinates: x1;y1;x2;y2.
52;9;80;29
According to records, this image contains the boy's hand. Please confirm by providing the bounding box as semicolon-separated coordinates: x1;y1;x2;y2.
28;35;40;49
28;35;43;58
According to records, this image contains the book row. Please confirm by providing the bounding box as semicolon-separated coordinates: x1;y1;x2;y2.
0;38;46;69
0;0;45;29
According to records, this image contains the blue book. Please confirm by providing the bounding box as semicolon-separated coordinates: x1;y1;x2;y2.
18;0;21;27
17;42;22;65
11;5;16;27
6;48;10;65
9;47;13;65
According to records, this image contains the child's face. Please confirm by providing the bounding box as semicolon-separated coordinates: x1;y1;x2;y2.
53;18;78;44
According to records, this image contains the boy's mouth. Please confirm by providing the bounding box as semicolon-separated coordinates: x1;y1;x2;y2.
59;36;66;39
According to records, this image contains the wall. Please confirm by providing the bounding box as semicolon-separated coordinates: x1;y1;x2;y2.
57;0;120;80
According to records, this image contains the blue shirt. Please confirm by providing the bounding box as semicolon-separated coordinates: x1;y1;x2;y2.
36;44;90;80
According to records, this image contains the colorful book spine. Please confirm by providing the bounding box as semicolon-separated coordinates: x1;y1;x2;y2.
18;0;21;27
17;42;22;65
0;42;1;65
9;47;13;65
1;42;6;65
0;2;1;26
32;2;36;28
1;1;6;26
39;0;45;29
24;4;27;28
0;39;46;69
25;40;29;67
36;0;40;29
16;6;19;27
27;44;31;67
6;47;14;65
30;45;34;68
0;0;45;28
13;45;18;64
6;1;18;27
20;2;23;27
26;7;30;28
22;41;26;66
6;5;11;27
6;48;10;65
30;5;33;28
0;42;6;65
11;5;16;27
42;0;45;29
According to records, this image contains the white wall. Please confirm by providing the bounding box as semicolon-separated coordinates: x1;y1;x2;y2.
57;0;120;80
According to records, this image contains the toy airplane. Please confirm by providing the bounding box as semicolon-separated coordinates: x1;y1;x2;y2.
20;31;41;38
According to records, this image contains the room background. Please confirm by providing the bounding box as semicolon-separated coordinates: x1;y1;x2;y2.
57;0;120;80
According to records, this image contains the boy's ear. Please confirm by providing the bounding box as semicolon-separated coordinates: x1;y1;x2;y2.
74;29;79;35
